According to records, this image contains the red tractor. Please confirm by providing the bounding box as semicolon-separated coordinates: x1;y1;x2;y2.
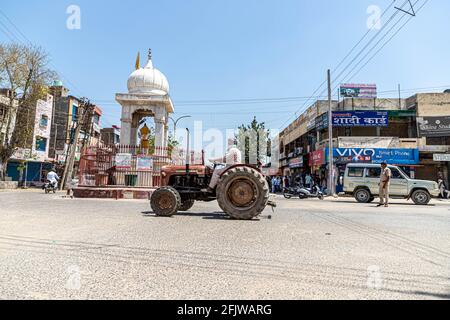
150;161;273;220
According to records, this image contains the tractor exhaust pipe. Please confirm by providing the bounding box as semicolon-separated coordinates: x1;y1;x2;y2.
185;128;190;175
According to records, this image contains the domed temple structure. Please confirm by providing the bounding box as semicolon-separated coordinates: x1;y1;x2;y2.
116;49;174;147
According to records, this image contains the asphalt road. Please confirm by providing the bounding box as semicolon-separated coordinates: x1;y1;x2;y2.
0;190;449;300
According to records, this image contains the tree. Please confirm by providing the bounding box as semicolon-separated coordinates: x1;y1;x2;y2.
0;44;56;180
236;117;271;165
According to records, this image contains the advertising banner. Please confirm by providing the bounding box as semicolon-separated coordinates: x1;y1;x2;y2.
332;111;388;127
340;84;377;98
326;148;419;165
137;156;153;171
115;153;132;169
417;116;450;137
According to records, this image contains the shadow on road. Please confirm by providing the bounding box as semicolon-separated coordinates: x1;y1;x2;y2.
332;200;436;207
141;211;262;221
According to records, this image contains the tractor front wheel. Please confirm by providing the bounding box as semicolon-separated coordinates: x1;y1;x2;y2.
150;187;181;217
217;167;269;220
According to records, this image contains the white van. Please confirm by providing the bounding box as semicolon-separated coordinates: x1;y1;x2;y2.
343;163;440;205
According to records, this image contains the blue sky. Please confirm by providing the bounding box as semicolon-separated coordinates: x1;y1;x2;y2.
1;0;449;138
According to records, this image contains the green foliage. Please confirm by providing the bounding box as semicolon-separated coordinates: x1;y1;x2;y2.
236;117;271;165
0;43;56;180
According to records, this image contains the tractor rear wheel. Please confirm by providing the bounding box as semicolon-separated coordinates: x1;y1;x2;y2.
217;167;269;220
179;199;195;211
150;187;181;217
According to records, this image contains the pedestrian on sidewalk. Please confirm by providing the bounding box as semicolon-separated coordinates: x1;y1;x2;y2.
377;162;391;208
271;176;277;194
305;173;312;189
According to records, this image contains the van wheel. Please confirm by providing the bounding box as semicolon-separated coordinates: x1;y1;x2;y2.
355;189;371;203
412;190;431;205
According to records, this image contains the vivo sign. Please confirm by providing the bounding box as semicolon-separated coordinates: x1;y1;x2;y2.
335;149;377;157
326;148;419;165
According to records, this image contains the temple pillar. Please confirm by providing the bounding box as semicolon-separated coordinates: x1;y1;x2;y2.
154;118;165;148
120;118;132;145
164;123;169;148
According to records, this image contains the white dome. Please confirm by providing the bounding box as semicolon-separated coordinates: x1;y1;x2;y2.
127;60;169;95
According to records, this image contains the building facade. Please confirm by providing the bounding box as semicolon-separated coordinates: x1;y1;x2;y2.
101;126;121;145
6;93;54;186
48;82;103;163
277;91;450;190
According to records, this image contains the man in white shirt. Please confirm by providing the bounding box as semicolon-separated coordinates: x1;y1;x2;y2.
206;139;242;192
46;169;60;189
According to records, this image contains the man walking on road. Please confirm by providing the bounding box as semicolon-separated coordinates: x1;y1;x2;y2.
377;162;391;208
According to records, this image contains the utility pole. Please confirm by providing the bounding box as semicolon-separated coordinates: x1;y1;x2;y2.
60;99;94;190
327;69;335;197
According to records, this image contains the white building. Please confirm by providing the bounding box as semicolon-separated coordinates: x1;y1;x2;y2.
0;91;18;144
12;94;53;162
31;94;54;162
116;50;174;147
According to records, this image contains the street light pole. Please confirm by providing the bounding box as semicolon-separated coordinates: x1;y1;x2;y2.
169;115;192;137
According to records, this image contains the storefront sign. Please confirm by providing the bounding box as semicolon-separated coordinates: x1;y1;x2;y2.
115;153;132;169
417;116;450;137
315;112;329;131
332;111;388;127
309;150;325;166
340;84;377;98
433;154;450;162
307;118;316;131
338;137;397;149
137;156;153;171
326;148;419;165
388;110;416;118
263;167;282;176
289;157;304;169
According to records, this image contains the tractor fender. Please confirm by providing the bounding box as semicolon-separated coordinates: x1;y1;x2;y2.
219;164;262;177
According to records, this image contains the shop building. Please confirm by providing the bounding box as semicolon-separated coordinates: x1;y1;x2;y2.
278;90;450;188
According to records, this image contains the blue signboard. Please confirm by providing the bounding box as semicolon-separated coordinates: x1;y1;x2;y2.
326;148;419;165
332;111;388;127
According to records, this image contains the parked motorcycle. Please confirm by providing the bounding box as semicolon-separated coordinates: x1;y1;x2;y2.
43;180;58;194
283;186;302;199
298;184;325;200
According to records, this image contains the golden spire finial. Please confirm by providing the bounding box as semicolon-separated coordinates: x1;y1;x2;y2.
135;51;140;70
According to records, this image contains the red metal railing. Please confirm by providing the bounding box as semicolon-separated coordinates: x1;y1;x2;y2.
78;144;204;188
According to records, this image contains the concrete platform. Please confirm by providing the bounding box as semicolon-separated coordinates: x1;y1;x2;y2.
0;181;18;190
73;186;156;200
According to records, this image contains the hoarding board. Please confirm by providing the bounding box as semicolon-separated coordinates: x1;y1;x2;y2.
340;84;377;98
